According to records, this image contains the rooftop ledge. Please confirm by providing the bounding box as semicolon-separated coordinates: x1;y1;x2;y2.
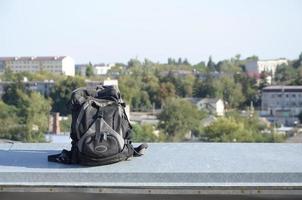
0;143;302;199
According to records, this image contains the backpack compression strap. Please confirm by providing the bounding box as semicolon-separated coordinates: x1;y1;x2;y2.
74;99;116;140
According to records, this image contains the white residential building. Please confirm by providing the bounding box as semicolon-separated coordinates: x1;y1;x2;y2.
76;63;114;76
0;56;75;76
261;85;302;125
103;79;118;86
186;98;225;116
245;59;288;79
94;64;114;75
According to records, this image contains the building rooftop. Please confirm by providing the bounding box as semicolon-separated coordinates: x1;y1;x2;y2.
246;58;288;63
0;142;301;199
263;85;302;92
0;56;68;61
257;58;288;62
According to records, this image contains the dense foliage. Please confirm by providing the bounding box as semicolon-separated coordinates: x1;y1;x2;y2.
158;98;206;141
0;53;301;142
0;86;51;142
131;124;166;142
203;114;284;142
50;76;85;115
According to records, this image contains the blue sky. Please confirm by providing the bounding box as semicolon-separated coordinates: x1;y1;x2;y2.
0;0;301;64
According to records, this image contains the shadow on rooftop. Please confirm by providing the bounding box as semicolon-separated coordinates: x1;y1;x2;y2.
0;149;83;169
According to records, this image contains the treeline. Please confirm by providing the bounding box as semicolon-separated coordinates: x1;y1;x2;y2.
0;53;301;142
274;53;302;85
131;98;285;143
0;71;86;142
0;82;51;142
115;53;302;112
114;54;301;142
118;56;257;111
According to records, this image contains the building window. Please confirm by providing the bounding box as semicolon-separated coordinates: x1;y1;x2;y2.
292;94;296;97
286;94;289;98
278;94;282;98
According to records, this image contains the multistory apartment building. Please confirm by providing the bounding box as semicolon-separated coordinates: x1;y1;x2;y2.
245;59;288;80
261;85;302;125
75;63;114;76
0;56;75;76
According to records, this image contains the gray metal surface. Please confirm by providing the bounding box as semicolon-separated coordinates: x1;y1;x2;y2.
0;142;301;198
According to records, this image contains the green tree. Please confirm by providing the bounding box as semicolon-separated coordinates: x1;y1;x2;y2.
143;58;154;68
158;98;205;141
194;76;245;109
132;124;166;142
193;73;216;98
17;91;52;142
0;70;64;82
167;57;176;65
118;75;142;108
131;91;152;111
213;77;245;108
204;117;245;142
193;61;206;72
215;60;242;73
234;73;259;107
293;52;302;69
0;101;22;141
50;76;85;115
0;89;52;142
275;64;296;83
292;69;302;85
128;58;141;68
177;58;182;65
159;82;176;105
142;74;161;108
207;56;216;71
203;115;285;143
2;81;26;106
183;58;190;65
119;74;154;111
2;68;15;81
180;74;195;97
85;62;94;77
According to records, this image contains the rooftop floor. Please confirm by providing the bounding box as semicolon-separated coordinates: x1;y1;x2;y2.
0;143;302;199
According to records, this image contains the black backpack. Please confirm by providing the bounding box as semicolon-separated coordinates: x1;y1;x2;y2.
48;85;147;166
